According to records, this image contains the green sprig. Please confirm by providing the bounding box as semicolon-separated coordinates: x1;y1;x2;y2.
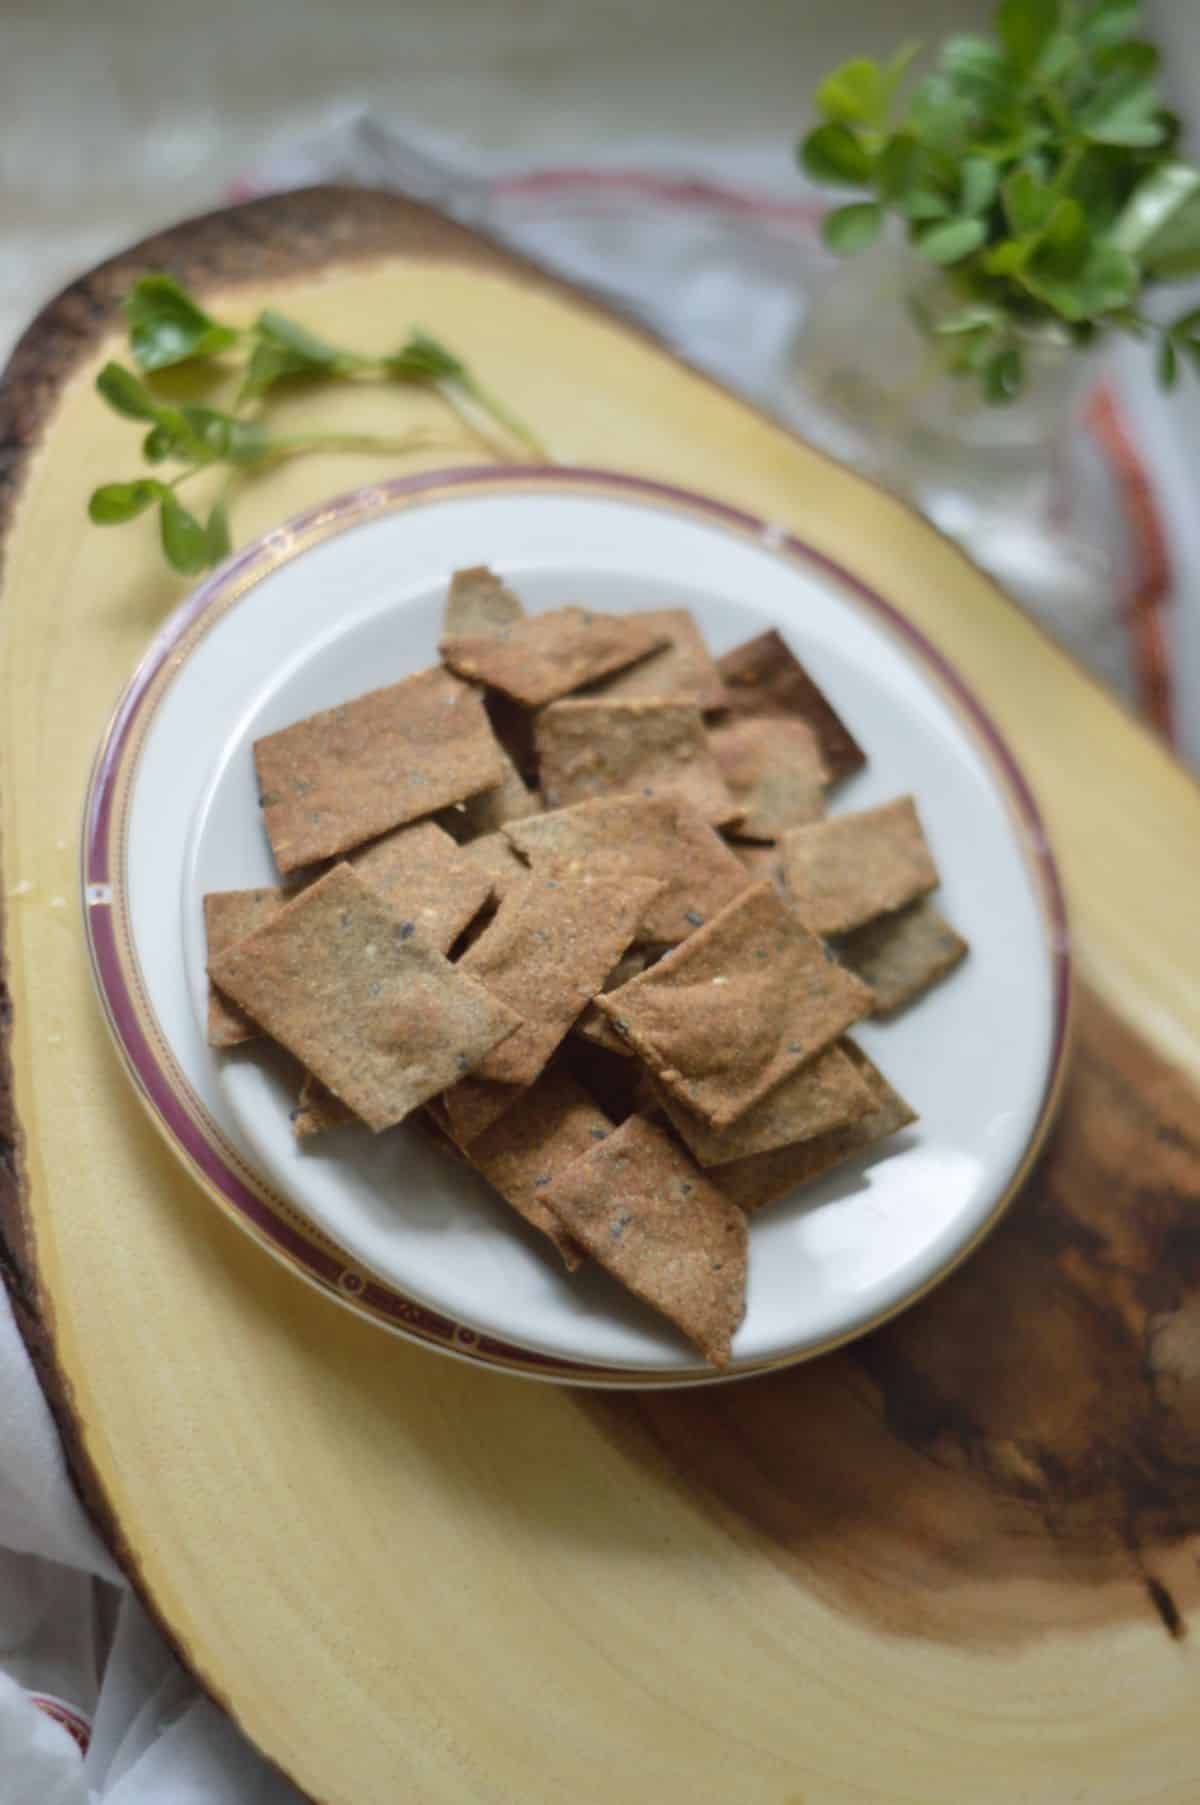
798;0;1200;401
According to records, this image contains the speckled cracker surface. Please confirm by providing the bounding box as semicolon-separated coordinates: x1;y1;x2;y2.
535;697;738;826
351;820;492;952
729;841;785;889
717;629;865;780
464;1066;612;1269
542;1115;747;1368
574;949;652;1057
596;608;728;710
443;564;525;639
506;795;750;946
457;832;531;907
781;796;939;936
837;896;968;1014
207;863;521;1131
652;1038;877;1166
253;666;505;874
440;743;541;839
203;888;284;1046
441;607;667;707
597;881;873;1128
708;716;828;841
712;1044;916;1214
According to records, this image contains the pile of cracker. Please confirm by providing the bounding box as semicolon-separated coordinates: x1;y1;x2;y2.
205;568;967;1369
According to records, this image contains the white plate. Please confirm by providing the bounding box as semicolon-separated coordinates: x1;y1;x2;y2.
84;468;1070;1386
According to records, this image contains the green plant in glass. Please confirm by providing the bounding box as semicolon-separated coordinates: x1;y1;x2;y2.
799;0;1200;401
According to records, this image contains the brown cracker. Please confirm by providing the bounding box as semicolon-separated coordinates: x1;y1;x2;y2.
708;716;828;841
208;863;521;1132
594;608;728;710
458;832;531;908
535;698;739;826
729;841;785;889
712;1043;916;1214
542;1115;747;1369
254;666;505;874
836;896;968;1015
717;629;866;780
291;1071;354;1140
203;888;284;1047
463;1066;612;1269
443;564;525;639
597;880;873;1129
440;607;667;708
781;796;939;936
506;795;751;946
438;743;541;839
651;1038;878;1166
351;820;492;952
573;949;652;1058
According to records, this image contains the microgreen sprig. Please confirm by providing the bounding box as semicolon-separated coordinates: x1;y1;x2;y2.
799;0;1200;400
89;274;547;574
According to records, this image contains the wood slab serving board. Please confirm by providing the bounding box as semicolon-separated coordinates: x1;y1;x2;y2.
1;188;1198;1805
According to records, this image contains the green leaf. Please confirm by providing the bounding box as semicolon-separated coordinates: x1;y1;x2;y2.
916;215;988;264
1138;191;1200;278
124;273;238;372
821;201;883;254
1093;40;1159;83
1003;167;1056;235
1037;197;1089;271
159;495;211;575
96;363;160;422
1157;335;1178;387
1110;161;1200;255
939;33;1013;103
1078;0;1139;47
241;311;362;396
815;57;886;125
205;499;232;564
904;189;954;221
255;310;347;369
1036;29;1078;82
801;122;873;186
142;425;176;463
1023;242;1139;318
385;330;467;382
960;156;999;215
984;345;1025;402
997;0;1061;74
87;479;165;524
983;238;1031;275
1078;77;1164;148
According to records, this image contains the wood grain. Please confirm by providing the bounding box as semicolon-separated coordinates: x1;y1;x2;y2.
1;187;1198;1805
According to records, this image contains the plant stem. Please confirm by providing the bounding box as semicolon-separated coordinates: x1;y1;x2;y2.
263;428;448;460
447;375;549;458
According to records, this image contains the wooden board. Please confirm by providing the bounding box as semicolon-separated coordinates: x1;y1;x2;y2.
1;188;1198;1804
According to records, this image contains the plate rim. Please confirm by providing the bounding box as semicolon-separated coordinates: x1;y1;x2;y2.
81;463;1073;1389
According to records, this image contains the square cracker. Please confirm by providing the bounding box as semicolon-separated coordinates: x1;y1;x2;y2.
781;796;939;936
254;666;505;874
351;820;492;952
506;795;750;946
207;863;521;1132
596;880;873;1129
203;888;284;1046
836;896;968;1014
717;629;865;780
463;1066;613;1270
707;717;828;841
542;1114;747;1369
443;565;525;639
594;608;728;710
443;871;661;1142
440;607;667;708
712;1043;916;1214
651;1038;878;1166
438;744;541;839
535;698;739;827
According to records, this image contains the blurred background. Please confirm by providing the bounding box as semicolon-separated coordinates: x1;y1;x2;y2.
1;0;1197;759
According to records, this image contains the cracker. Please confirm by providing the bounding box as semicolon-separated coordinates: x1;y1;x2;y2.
438;744;541;839
254;666;505;874
597;880;873;1129
717;629;866;780
836;896;968;1015
351;820;492;951
203;888;284;1046
443;565;525;639
440;607;667;708
780;796;939;936
535;698;739;827
595;608;728;710
291;1071;354;1140
463;1066;612;1269
458;832;531;908
573;949;652;1058
542;1115;747;1369
506;796;751;946
651;1038;878;1166
712;1043;916;1214
207;863;521;1132
707;717;828;841
443;871;662;1142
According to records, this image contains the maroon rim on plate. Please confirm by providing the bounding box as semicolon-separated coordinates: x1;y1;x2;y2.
81;465;1072;1388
